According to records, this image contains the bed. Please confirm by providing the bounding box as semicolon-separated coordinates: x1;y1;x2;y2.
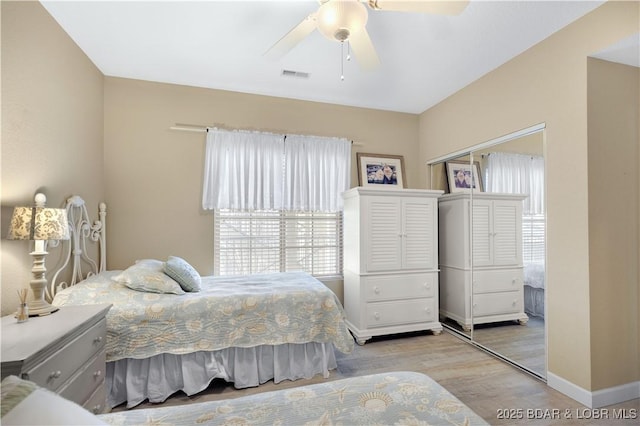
523;261;545;318
1;372;489;425
47;196;354;409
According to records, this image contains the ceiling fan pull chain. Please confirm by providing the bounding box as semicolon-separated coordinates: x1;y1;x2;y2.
341;41;345;81
346;41;351;62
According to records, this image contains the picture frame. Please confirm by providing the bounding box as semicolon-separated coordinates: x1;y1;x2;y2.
445;160;484;193
356;153;406;188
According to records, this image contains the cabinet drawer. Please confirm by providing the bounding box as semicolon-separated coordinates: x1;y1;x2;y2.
83;379;107;414
366;298;436;328
26;318;106;391
473;269;523;294
363;273;436;302
473;291;522;317
59;349;106;405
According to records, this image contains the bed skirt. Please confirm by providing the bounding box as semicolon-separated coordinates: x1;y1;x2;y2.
106;342;337;408
524;285;545;318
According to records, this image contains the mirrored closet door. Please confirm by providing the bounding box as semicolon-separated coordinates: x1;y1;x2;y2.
429;126;547;379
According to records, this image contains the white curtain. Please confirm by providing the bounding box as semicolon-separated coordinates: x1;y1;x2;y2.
202;130;351;212
284;135;351;212
202;129;284;211
484;152;545;214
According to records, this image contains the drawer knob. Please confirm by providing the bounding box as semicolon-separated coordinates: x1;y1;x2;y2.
374;312;380;320
94;370;102;378
49;370;62;379
424;307;431;314
93;336;103;344
512;300;517;306
373;286;380;295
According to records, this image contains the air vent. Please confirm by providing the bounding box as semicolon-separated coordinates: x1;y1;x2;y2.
282;69;310;79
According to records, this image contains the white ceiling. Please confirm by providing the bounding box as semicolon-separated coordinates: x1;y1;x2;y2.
591;33;640;68
40;0;629;114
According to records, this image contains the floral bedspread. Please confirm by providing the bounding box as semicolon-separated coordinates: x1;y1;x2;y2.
52;271;354;361
98;371;488;425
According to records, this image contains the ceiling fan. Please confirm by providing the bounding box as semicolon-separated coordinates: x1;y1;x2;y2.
264;0;469;70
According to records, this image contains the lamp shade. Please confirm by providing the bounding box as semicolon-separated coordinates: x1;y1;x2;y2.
317;0;368;42
8;207;70;241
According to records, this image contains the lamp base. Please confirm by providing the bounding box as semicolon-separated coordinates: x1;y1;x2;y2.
27;299;59;316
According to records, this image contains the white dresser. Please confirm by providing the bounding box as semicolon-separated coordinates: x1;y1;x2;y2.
1;304;112;413
342;187;444;344
438;192;529;331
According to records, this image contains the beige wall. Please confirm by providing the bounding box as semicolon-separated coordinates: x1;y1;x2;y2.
1;1;105;316
103;77;420;299
587;58;639;389
419;0;639;392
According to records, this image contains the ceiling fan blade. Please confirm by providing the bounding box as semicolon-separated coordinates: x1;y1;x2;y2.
264;13;318;60
368;0;469;16
348;28;380;70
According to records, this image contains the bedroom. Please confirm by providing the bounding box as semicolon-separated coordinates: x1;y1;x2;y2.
1;0;638;422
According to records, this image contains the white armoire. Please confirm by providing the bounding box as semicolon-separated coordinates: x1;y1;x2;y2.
342;187;444;344
438;192;529;331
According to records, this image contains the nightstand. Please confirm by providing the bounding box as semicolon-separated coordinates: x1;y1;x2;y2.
1;303;112;414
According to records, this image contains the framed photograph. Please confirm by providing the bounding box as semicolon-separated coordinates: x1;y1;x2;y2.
356;153;406;188
445;160;484;193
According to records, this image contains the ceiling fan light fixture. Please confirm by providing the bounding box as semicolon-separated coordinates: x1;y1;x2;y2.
317;0;368;42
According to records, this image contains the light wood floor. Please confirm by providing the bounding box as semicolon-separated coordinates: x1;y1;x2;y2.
471;316;546;375
122;331;639;425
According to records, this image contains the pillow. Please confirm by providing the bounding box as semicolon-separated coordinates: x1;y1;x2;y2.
164;256;202;292
1;375;107;425
113;259;185;295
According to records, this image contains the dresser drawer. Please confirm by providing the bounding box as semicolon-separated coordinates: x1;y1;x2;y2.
363;273;437;302
26;318;106;391
83;378;107;414
59;349;106;405
473;291;522;317
366;298;436;328
473;268;523;294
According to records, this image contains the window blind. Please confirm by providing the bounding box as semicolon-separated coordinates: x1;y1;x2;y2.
522;214;545;263
214;210;343;278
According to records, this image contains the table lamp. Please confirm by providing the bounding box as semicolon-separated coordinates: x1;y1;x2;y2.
7;193;70;316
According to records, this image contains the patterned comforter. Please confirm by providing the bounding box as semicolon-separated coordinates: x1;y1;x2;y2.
52;271;354;361
98;371;488;425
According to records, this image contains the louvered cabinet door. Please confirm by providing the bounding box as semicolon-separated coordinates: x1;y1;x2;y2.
365;197;403;272
402;198;437;270
492;200;522;266
471;199;493;267
472;199;522;267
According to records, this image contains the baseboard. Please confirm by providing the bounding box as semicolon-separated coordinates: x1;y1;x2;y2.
547;373;593;407
592;381;640;408
548;372;640;408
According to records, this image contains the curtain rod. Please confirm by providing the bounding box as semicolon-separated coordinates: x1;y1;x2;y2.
169;124;363;146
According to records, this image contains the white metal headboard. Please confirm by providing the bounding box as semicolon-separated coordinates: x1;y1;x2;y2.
48;195;107;300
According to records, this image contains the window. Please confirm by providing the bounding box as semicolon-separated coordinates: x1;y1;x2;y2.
522;213;545;263
203;130;351;278
214;209;343;278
